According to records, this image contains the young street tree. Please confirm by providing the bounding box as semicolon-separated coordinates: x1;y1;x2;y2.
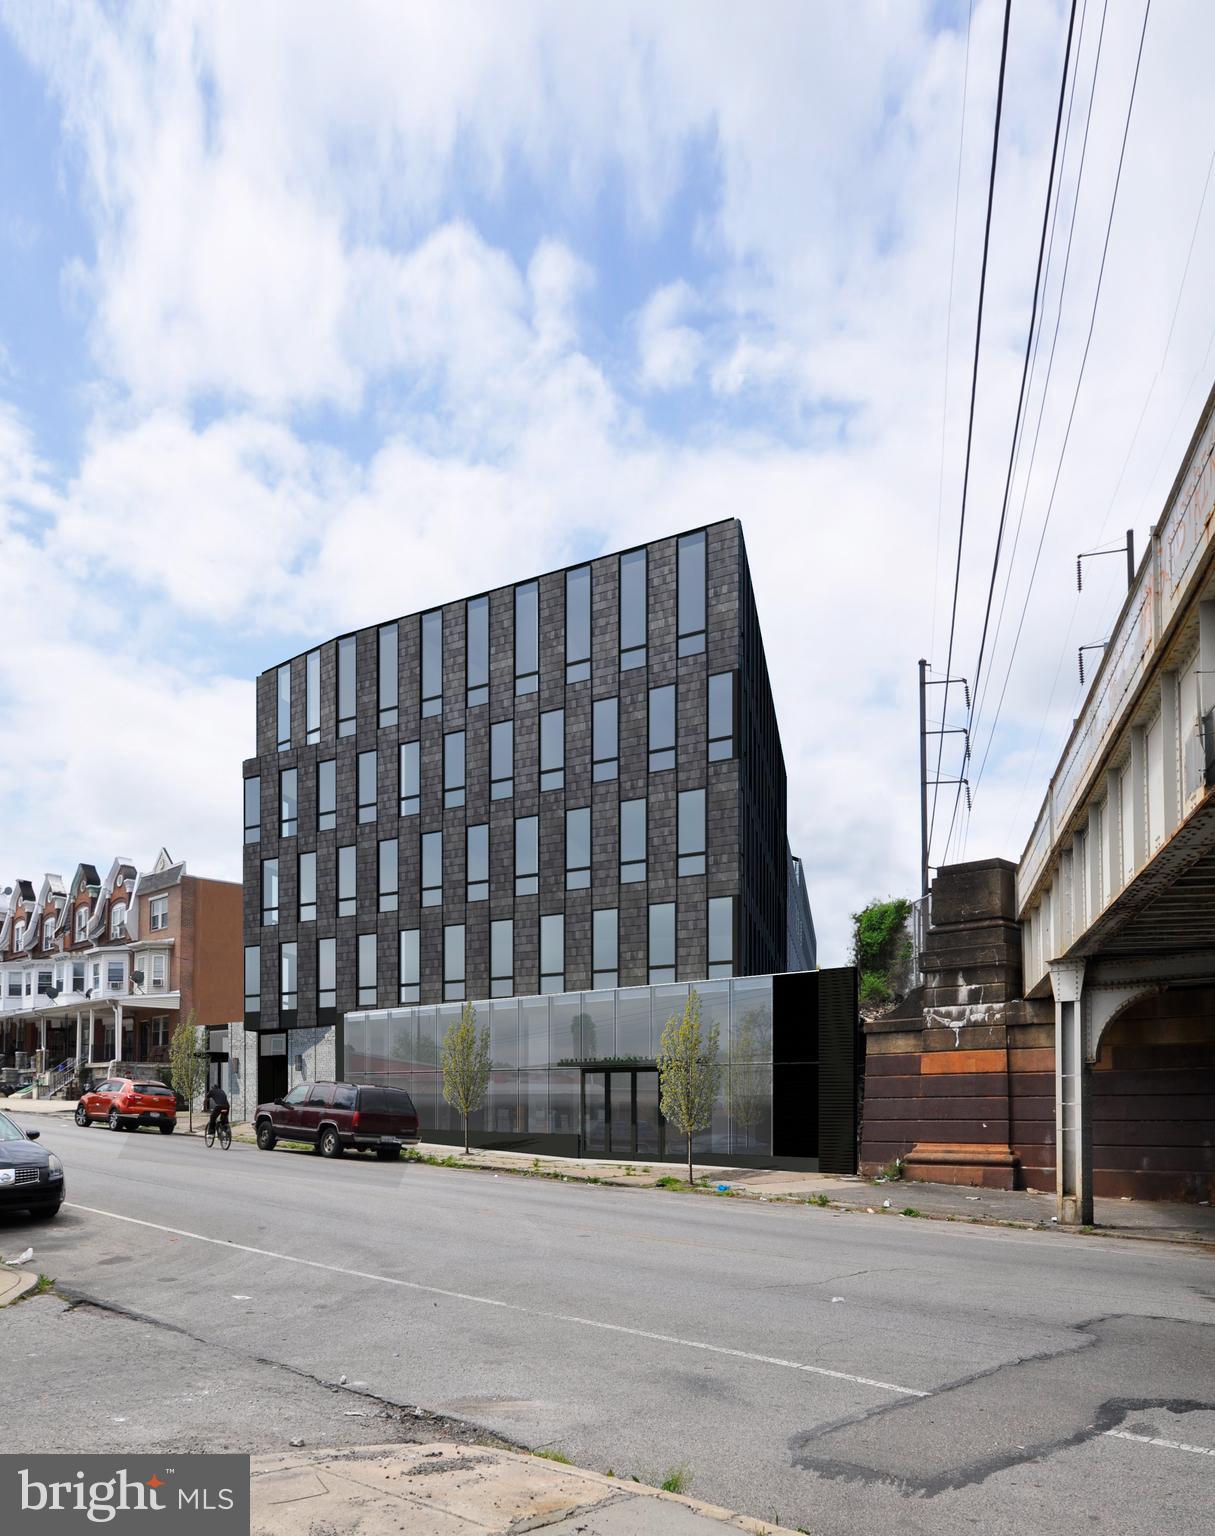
168;1010;207;1133
657;987;722;1185
440;1001;492;1154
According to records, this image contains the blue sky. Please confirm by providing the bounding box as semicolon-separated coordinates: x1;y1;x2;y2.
1;0;1213;964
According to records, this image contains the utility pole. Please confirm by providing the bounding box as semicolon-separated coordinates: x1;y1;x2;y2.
918;659;929;899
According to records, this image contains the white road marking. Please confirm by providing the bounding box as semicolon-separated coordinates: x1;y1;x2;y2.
1103;1429;1215;1458
66;1202;927;1399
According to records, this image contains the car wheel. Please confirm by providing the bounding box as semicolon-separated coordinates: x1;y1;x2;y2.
320;1127;343;1159
256;1121;277;1151
29;1205;61;1221
159;1122;175;1135
108;1109;123;1132
376;1146;401;1161
75;1105;90;1127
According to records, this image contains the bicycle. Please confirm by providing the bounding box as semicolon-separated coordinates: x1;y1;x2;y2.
204;1110;232;1151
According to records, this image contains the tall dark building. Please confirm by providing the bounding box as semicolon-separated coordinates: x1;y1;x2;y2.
241;521;816;1121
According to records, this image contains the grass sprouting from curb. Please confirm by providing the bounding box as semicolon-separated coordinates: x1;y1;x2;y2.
659;1464;692;1493
532;1448;572;1464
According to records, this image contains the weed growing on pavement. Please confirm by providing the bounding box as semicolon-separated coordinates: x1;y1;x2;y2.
902;1207;922;1218
533;1449;571;1464
809;1193;831;1207
531;1157;542;1173
655;1175;683;1190
659;1465;692;1494
874;1158;904;1183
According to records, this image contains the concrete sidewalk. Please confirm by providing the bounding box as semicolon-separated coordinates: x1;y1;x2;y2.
2;1094;74;1114
252;1442;803;1536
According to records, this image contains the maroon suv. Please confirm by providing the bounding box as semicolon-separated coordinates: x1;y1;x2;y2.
254;1081;420;1160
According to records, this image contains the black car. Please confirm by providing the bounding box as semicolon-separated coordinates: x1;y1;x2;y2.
0;1110;65;1219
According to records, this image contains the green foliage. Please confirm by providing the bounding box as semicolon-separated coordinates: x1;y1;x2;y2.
659;1465;692;1494
902;1207;922;1218
655;1174;683;1190
852;897;912;1012
168;1010;207;1131
656;988;722;1185
859;971;892;1008
440;1002;491;1153
532;1449;571;1465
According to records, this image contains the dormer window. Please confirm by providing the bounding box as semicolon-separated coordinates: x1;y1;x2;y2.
149;896;169;932
42;918;54;950
14;922;24;949
111;903;127;939
75;907;88;940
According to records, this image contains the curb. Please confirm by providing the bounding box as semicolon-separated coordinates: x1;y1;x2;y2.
0;1267;41;1307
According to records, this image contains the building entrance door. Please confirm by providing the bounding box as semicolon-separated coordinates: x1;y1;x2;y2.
581;1069;664;1159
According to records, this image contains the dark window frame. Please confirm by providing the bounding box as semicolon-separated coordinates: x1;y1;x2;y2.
337;636;357;738
261;858;279;926
317;758;336;831
378;623;399;729
444;731;466;808
337;844;356;917
566;805;591;890
379;838;398;913
357;750;377;824
299;850;317;922
400;741;420;816
708;670;736;761
467;823;489;903
421;830;443;908
421;609;443;717
593;697;618;782
677;529;707;657
244;775;261;844
648;901;675;984
515;581;539;695
677;787;706;877
620;797;646;883
649;684;676;773
592;907;618;989
466;594;490;708
619;546;647;671
540;708;564;792
515;815;538;896
566;564;591;683
399;928;420;1004
491;719;514;800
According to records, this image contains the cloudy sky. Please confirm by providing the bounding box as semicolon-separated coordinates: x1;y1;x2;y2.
1;0;1212;964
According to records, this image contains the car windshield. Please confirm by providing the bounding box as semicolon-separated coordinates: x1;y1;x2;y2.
0;1112;25;1142
134;1083;174;1096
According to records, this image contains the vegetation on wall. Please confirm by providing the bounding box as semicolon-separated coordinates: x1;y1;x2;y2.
852;898;913;1011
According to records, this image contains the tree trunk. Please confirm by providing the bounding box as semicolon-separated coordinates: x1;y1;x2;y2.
463;1110;469;1155
687;1132;693;1187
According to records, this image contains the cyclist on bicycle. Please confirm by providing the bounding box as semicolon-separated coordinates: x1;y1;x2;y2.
204;1080;229;1138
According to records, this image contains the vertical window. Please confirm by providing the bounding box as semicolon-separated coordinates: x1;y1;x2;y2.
281;941;298;1010
566;807;590;889
677;529;706;656
358;932;377;1006
378;623;398;729
244;945;260;1012
593;697;618;781
649;685;675;772
337;845;356;917
566;565;591;682
515;581;539;694
421;610;443;716
421;831;443;907
276;664;291;751
306;649;321;744
648;902;675;983
399;741;420;816
515;816;538;896
379;838;398;912
299;851;317;922
262;859;279;925
540;709;564;791
491;919;513;997
593;908;618;989
280;767;298;837
444;731;466;807
467;596;489;708
708;672;735;760
467;824;489;902
444;923;466;1000
149;896;168;932
620;547;646;670
358;750;377;823
318;937;336;1009
491;720;514;799
399;929;420;1004
678;789;706;876
620;798;646;883
317;759;336;831
244;776;261;843
540;913;564;994
708;896;734;978
337;636;356;737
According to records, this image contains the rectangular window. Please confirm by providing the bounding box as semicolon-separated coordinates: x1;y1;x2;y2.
648;901;675;983
678;788;706;876
708;896;734;977
620;547;646;670
262;859;279;925
317;759;336;831
592;697;618;782
337;636;356;737
379;838;398;913
467;595;489;708
399;929;420;1004
277;664;291;751
649;684;675;772
444;924;466;1001
515;816;538;896
358;750;377;823
318;936;335;1009
491;918;513;997
281;941;298;1010
444;731;465;807
378;623;398;729
491;720;513;799
41;918;52;951
708;672;735;760
540;709;564;792
299;851;317;922
244;945;260;1012
421;609;443;717
620;797;646;883
677;529;706;656
540;913;564;994
306;649;321;744
515;581;539;694
149;896;169;932
337;845;356;917
467;824;489;902
72;959;86;992
593;908;618;989
566;565;591;683
244;776;261;843
280;767;298;837
421;831;443;907
75;906;88;940
566;806;590;890
399;741;420;816
357;932;377;1006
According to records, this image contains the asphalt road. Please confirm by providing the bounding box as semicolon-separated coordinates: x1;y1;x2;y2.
4;1113;1214;1536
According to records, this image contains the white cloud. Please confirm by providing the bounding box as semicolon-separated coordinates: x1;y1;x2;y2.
637;281;704;391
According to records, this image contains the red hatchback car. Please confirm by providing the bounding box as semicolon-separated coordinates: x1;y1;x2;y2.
76;1077;178;1134
255;1081;419;1159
